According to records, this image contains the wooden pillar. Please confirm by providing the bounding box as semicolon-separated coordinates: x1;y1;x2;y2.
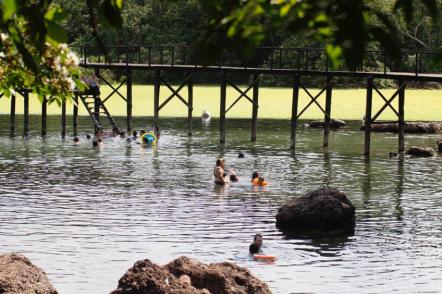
42;96;47;137
187;73;193;136
323;76;332;147
9;94;16;137
73;94;78;137
251;73;259;142
153;70;160;127
290;75;300;150
126;70;133;132
364;77;373;156
23;91;30;137
220;72;226;144
94;68;100;134
61;98;66;138
398;80;405;152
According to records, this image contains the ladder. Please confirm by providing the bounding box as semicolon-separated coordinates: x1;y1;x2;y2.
78;93;119;132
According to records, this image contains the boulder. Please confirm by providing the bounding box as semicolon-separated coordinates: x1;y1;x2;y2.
361;122;442;133
0;253;58;294
112;256;271;294
406;146;435;157
308;119;346;129
275;187;356;232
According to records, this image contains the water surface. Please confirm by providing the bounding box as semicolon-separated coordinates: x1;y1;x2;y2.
1;116;441;293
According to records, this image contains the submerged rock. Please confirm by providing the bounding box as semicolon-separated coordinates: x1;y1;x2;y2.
361;122;442;133
308;119;346;129
111;256;271;294
0;253;58;294
275;187;356;232
406;146;435;157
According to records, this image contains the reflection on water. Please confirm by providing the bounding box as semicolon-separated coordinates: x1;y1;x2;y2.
0;116;442;293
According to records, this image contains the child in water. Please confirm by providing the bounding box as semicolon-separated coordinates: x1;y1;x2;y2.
251;172;268;186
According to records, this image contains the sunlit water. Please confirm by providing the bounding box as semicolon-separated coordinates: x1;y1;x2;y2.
1;115;442;294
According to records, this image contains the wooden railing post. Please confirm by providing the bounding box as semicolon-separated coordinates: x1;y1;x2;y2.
290;75;300;150
364;77;373;156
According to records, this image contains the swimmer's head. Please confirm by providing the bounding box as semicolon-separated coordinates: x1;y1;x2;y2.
252;172;259;179
132;131;137;137
92;140;98;147
216;158;225;167
73;137;79;143
254;234;263;246
140;130;146;135
119;131;125;137
98;138;102;143
86;134;91;140
258;177;265;182
230;174;238;182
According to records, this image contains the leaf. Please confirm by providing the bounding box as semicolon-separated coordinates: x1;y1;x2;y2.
326;44;342;70
46;21;67;44
2;0;17;21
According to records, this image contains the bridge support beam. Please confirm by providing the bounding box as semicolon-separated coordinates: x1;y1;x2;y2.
9;94;15;137
251;73;259;142
398;80;405;153
61;98;66;138
323;76;333;147
290;75;300;150
73;94;78;137
364;77;373;157
220;73;226;144
42;96;47;137
153;70;160;127
23;91;29;138
188;74;193;136
126;70;132;133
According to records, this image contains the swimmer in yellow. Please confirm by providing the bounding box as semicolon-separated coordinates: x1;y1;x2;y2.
251;171;268;186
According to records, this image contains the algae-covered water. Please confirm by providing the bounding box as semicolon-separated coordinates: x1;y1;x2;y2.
1;115;441;293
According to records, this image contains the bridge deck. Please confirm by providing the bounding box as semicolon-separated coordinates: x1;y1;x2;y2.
82;62;442;82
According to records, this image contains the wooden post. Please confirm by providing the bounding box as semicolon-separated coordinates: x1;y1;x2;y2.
153;70;160;127
323;76;332;147
251;73;259;142
398;80;405;152
61;98;66;138
94;68;100;134
42;96;47;137
364;77;373;156
23;91;30;137
73;94;78;137
187;73;193;136
290;75;300;150
9;94;16;137
220;72;227;144
126;70;133;132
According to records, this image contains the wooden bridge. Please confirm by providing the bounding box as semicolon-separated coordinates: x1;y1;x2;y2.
4;45;442;156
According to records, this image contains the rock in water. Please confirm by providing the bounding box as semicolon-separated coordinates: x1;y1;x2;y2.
111;257;271;294
0;253;58;294
406;146;435;157
437;140;442;153
275;187;356;232
361;122;442;133
308;119;346;129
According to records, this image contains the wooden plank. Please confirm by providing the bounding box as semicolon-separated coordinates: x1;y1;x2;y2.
323;76;333;147
153;70;160;126
61;98;66;138
364;77;373;156
187;74;193;136
9;94;16;137
220;73;227;144
251;73;259;142
42;96;47;137
126;70;133;132
23;91;30;137
73;94;78;136
290;75;300;150
398;81;406;152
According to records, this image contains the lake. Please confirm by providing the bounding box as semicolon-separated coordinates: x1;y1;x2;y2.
1;115;441;293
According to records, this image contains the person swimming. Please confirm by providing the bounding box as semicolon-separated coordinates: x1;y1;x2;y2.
251;172;268;186
249;234;263;254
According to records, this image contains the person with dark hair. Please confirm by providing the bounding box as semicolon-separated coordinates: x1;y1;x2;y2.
73;137;79;143
252;171;259;181
249;234;263;254
132;131;138;139
214;159;227;185
86;134;91;140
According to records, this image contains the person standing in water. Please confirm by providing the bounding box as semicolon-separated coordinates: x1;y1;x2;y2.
214;159;228;185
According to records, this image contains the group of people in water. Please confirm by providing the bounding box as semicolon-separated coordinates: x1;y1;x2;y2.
213;158;268;186
72;126;160;148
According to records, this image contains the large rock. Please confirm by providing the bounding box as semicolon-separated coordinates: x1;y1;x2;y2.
0;253;58;294
112;256;271;294
308;119;346;129
361;122;442;133
406;146;435;157
275;187;356;232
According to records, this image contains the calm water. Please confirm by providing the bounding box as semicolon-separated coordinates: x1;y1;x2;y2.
1;115;441;294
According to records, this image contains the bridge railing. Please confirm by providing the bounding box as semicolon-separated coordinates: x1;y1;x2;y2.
71;45;441;75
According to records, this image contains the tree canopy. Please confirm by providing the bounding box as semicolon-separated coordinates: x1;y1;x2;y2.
1;0;441;102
